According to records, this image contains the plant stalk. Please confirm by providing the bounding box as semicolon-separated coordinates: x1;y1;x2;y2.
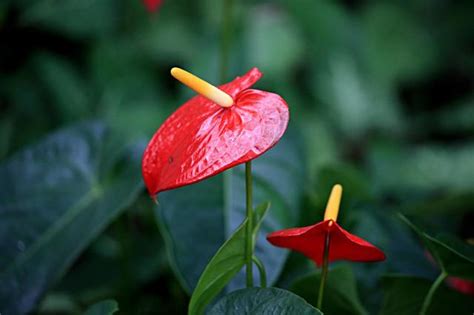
245;161;254;287
317;232;331;310
252;255;267;288
419;272;447;315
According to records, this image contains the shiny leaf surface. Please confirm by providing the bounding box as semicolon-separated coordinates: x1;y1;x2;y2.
207;287;322;315
0;121;144;315
290;265;368;315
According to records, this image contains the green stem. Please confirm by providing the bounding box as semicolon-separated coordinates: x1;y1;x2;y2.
245;161;254;287
317;232;331;310
419;272;447;315
252;255;267;288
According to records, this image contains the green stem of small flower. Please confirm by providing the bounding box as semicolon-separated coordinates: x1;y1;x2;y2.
252;255;267;288
245;161;254;288
419;271;447;315
317;231;331;310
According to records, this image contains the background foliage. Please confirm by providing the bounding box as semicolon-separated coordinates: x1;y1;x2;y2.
0;0;473;314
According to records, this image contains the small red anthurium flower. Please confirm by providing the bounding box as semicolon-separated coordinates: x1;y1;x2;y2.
267;184;385;266
143;0;163;13
142;67;289;196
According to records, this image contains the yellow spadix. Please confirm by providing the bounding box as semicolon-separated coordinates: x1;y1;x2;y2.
170;67;234;108
324;184;343;225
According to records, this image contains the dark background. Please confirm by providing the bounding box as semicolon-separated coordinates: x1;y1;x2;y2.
0;0;473;314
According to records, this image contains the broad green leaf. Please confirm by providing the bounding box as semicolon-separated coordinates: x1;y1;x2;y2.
399;214;474;280
188;202;270;315
290;265;367;315
380;275;474;315
0;121;145;315
155;132;304;293
208;287;322;315
83;299;119;315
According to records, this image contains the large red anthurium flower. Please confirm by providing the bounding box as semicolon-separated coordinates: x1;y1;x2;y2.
267;185;385;266
142;67;289;196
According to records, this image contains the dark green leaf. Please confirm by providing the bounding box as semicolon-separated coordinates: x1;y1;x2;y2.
208;287;322;315
290;264;367;315
83;299;119;315
155;133;305;293
188;202;270;315
380;275;474;315
399;214;474;280
0;121;145;314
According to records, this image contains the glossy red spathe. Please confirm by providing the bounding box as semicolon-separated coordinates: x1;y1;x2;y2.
142;68;289;196
267;219;385;266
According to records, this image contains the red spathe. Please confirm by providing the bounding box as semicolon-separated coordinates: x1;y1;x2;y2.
142;68;289;196
267;220;385;266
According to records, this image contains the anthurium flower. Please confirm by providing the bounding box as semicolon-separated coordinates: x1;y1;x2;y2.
267;185;385;266
143;0;163;13
142;67;289;196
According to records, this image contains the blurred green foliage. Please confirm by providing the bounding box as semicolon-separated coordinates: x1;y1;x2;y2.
0;0;473;314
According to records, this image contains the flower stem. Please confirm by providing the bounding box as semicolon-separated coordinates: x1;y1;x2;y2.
317;232;331;310
245;161;254;287
419;272;447;315
252;255;267;288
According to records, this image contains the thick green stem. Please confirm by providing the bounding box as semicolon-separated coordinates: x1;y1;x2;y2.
419;272;447;315
245;161;254;287
252;255;267;288
317;232;331;310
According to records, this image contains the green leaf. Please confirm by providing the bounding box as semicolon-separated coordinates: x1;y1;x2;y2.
155;133;305;294
0;121;145;314
290;265;368;315
208;287;322;315
380;275;474;315
188;202;270;315
399;214;474;280
83;299;119;315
